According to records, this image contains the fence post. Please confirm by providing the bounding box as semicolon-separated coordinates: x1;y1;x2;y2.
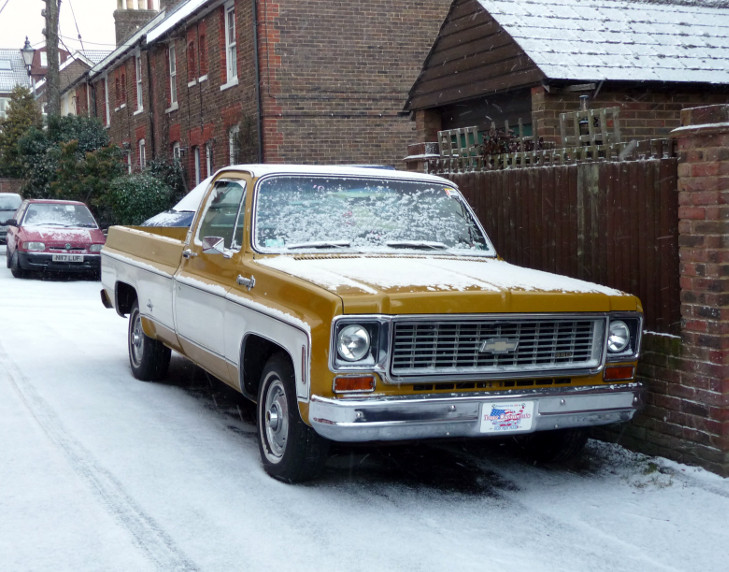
667;105;729;475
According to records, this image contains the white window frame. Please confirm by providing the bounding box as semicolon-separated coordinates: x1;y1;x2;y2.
169;44;178;106
223;1;238;87
228;125;240;164
205;142;213;177
139;138;146;170
135;52;144;113
103;75;110;126
172;142;181;162
193;146;201;185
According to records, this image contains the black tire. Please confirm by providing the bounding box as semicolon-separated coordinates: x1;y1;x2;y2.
9;250;25;278
513;428;589;463
257;353;328;483
128;300;171;381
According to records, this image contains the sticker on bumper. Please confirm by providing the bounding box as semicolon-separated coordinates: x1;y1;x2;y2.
480;401;535;433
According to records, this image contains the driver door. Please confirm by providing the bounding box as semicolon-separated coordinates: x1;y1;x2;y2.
173;178;247;382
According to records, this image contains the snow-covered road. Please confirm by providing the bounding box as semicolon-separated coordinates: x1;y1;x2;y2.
1;246;727;571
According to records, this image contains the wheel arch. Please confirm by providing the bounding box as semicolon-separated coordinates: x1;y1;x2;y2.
114;281;137;317
240;335;292;402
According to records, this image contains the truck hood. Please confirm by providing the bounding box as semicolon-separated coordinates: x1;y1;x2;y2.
256;256;638;314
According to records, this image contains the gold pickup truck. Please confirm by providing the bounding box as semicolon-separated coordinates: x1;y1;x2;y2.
101;165;643;482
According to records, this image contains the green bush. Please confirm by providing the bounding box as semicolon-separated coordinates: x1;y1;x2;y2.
105;173;174;226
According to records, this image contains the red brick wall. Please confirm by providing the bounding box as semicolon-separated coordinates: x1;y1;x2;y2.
81;0;450;185
0;178;23;194
613;105;729;477
261;0;451;165
532;86;729;146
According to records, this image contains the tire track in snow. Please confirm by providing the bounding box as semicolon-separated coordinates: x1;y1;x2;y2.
1;345;199;572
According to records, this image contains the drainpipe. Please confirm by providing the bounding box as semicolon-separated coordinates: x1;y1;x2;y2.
143;41;157;158
253;0;264;162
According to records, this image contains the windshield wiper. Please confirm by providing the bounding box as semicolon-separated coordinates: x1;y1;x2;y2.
385;240;448;250
286;240;352;250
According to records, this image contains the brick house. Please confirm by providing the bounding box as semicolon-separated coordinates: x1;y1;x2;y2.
405;0;729;146
1;44;73;119
67;0;451;188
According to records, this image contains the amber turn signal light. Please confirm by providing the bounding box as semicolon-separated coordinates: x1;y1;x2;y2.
603;366;635;382
333;376;376;393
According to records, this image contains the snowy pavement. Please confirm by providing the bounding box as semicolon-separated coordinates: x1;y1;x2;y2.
1;245;728;571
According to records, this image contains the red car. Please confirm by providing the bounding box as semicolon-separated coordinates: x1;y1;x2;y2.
5;199;106;279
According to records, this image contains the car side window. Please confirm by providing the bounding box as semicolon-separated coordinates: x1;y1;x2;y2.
196;180;246;251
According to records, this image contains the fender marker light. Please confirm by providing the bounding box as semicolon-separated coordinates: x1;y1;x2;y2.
334;376;376;394
604;366;635;382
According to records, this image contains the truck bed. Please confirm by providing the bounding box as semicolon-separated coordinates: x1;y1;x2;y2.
104;225;187;276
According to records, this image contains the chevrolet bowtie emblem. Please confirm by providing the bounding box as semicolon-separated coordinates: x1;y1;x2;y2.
479;338;519;354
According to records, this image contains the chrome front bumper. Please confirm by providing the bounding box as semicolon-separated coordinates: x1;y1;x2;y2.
309;383;643;442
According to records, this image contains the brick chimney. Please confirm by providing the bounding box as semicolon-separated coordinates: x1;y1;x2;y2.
114;1;159;46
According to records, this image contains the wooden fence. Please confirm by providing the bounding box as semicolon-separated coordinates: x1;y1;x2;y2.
441;158;680;334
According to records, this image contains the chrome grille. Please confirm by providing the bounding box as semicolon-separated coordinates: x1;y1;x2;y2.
391;317;605;378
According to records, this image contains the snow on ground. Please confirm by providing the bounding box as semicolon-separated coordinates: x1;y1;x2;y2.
1;244;728;571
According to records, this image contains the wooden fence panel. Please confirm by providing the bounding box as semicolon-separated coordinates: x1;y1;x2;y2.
449;158;679;334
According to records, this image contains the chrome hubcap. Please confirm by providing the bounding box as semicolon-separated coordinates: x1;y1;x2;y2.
263;379;288;461
130;313;144;366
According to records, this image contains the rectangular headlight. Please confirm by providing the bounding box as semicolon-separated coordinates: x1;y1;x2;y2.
23;241;45;251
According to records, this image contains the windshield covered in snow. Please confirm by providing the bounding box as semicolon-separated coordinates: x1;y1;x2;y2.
22;203;98;228
253;175;494;255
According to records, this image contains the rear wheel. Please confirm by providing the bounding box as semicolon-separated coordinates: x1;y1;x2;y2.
128;300;171;381
513;428;589;463
257;353;328;482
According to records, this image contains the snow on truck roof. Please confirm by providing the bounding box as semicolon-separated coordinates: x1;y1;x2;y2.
216;164;456;185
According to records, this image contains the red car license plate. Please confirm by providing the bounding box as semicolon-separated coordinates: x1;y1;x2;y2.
52;254;84;262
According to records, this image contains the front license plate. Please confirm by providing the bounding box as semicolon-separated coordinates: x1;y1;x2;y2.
480;401;535;434
52;254;84;262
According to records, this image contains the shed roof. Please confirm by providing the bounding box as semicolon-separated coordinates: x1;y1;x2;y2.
477;0;729;83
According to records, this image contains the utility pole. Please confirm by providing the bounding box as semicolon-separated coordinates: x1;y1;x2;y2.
43;0;61;117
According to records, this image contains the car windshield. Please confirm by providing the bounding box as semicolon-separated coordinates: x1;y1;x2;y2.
23;203;98;228
0;195;21;211
253;175;493;255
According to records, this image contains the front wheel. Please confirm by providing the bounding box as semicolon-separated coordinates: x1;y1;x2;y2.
128;300;170;381
257;353;328;482
9;250;25;278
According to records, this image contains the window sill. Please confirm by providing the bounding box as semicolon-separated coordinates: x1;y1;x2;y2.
198;74;208;83
219;77;238;92
187;79;197;88
133;107;144;116
165;102;179;114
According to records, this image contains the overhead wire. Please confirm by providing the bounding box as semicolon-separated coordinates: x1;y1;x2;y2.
66;0;85;53
0;0;12;17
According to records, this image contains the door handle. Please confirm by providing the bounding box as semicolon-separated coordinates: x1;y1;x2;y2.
182;248;198;259
237;274;255;291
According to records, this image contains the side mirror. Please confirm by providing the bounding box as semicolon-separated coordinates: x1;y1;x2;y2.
201;236;226;255
5;219;18;227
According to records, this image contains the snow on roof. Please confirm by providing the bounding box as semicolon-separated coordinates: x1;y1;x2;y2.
78;50;112;66
216;164;457;186
147;0;217;44
0;49;31;93
477;0;729;83
89;10;168;77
